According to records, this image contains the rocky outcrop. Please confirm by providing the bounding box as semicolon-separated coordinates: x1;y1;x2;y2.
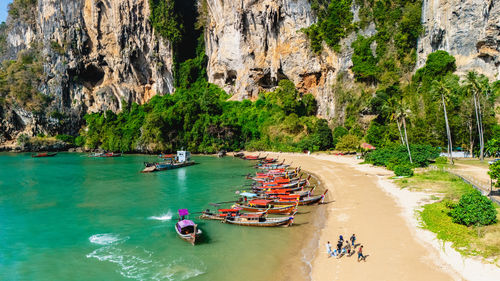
204;0;375;119
417;0;500;80
1;0;174;142
204;0;342;118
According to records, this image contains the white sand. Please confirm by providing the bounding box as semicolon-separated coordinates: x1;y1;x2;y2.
247;152;500;281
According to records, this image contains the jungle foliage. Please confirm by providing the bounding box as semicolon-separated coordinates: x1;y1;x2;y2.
0;50;47;112
304;0;354;52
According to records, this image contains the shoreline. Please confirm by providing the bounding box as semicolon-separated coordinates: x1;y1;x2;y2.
250;152;500;281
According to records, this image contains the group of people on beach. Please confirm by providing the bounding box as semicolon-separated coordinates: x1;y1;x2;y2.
326;234;366;262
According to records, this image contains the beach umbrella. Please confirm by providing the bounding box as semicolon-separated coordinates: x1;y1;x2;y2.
361;143;376;150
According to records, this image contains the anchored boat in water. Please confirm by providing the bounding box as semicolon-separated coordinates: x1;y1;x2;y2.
31;152;57;158
175;209;202;245
142;151;195;173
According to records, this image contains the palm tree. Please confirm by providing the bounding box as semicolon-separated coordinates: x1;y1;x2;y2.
465;72;489;161
431;79;455;164
398;103;413;164
383;97;405;145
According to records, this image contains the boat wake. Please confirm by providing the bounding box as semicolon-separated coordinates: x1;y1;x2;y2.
148;211;173;221
89;233;129;245
87;234;205;280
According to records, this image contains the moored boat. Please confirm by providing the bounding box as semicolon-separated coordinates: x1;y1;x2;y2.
88;152;122;157
234;199;297;214
200;208;241;221
272;190;328;206
175;209;202;245
141;151;196;173
224;212;295;227
31;152;57;158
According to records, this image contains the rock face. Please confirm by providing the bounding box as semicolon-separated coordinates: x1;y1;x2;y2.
204;0;376;119
204;0;344;118
1;0;174;142
417;0;500;80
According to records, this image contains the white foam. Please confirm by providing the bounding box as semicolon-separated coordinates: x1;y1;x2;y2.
148;211;173;221
89;233;128;245
87;242;206;280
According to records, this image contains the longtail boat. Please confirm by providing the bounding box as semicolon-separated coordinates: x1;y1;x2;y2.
242;154;268;160
224;212;294;227
234;199;297;214
200;208;242;221
272;190;328;206
175;209;202;245
141;151;195;173
31;152;57;158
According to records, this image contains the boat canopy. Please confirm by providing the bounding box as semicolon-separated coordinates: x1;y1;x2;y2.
240;192;258;198
178;209;189;216
249;199;273;205
178;219;195;228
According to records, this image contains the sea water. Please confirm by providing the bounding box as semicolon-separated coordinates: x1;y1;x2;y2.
0;153;311;281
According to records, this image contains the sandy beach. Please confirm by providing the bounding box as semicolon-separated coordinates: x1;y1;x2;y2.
256;152;500;281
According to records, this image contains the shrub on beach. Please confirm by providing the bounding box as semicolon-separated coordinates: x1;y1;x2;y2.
435;156;448;164
393;165;414;177
450;190;498;226
335;134;360;152
364;144;439;168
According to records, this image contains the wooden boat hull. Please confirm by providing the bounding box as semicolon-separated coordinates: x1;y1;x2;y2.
141;161;195;173
236;204;296;214
224;216;293;227
199;213;226;221
273;194;324;206
253;184;304;193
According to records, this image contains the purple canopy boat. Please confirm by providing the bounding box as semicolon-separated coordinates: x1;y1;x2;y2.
175;209;202;245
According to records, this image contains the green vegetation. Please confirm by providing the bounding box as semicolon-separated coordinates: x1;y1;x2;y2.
335;134;359;151
55;134;76;145
7;0;37;24
149;0;182;45
79;35;329;153
0;22;7;56
451;190;498;226
364;144;439;168
0;50;48;112
394;165;413;177
488;161;500;187
434;156;448;164
81;77;330;153
351;35;378;83
396;171;500;258
304;0;354;52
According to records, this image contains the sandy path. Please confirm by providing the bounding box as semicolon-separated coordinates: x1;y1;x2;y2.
260;153;457;281
452;163;490;183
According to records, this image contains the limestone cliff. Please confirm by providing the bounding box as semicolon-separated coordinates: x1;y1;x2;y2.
417;0;500;80
204;0;500;119
1;0;174;144
204;0;343;119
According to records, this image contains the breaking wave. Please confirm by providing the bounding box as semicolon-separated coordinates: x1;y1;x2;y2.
148;211;173;221
87;234;205;280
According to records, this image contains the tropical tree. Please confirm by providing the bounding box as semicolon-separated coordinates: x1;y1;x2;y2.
430;77;456;164
388;98;413;164
464;72;490;161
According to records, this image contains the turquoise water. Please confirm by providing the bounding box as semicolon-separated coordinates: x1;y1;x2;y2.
0;153;305;281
